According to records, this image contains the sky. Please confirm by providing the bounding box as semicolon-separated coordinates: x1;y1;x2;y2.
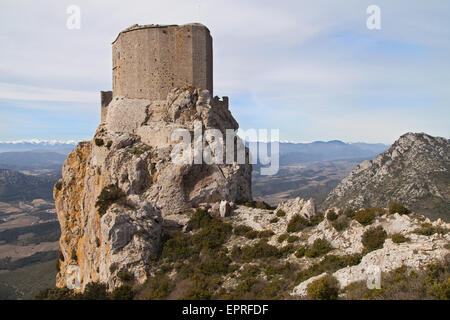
0;0;449;144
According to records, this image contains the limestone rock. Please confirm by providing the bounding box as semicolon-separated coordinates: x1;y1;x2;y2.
291;273;327;297
55;88;252;291
219;200;232;217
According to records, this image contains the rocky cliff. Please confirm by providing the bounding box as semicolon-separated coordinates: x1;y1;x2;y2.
54;88;252;291
322;133;450;221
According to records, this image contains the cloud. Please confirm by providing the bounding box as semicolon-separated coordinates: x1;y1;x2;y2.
0;82;97;105
0;0;449;142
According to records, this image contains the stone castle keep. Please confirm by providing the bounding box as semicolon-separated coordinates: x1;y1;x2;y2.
101;23;213;121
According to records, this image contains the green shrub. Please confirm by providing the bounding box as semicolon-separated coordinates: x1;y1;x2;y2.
319;254;362;272
305;238;333;258
414;223;448;236
287;215;310;233
332;215;350;231
258;230;275;238
388;202;411;215
269;217;279;223
362;226;387;251
354;209;376;226
310;212;324;226
55;181;63;191
241;240;280;262
294;253;362;286
95;184;126;216
295;247;306;258
287;235;299;243
197;250;231;276
276;210;286;217
82;282;110;300
307;275;339;300
343;208;355;218
326;210;338;221
111;285;134;300
161;233;193;262
192;219;232;250
143;275;174;300
128;145;152;156
234;225;253;236
391;233;408;244
277;233;289;243
117;270;134;282
428;278;450;300
189;208;212;230
94;138;104;147
245;230;259;239
279;244;297;257
230;246;242;262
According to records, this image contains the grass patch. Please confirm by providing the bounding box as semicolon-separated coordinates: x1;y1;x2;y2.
391;233;408;244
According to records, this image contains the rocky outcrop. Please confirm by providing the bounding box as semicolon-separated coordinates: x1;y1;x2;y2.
275;197;316;220
215;203;449;298
54;88;252;291
322;133;450;221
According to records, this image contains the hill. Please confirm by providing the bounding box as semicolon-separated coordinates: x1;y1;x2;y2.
322;133;450;221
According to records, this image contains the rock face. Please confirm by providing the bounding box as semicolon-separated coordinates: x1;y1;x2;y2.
55;88;251;291
322;133;450;221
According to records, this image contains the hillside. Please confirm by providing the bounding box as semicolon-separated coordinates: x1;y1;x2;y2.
35;202;450;300
322;133;450;221
0;169;58;202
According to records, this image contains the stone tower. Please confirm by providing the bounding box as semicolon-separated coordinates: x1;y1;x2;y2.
111;23;213;101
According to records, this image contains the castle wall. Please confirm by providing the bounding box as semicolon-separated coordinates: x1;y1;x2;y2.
112;24;213;101
100;91;112;123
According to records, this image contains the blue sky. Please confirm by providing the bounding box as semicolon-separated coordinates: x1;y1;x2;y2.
0;0;449;144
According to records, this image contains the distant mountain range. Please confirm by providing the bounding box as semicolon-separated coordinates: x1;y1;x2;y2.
249;140;389;168
0;140;77;154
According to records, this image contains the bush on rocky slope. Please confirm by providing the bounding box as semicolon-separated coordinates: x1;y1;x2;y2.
361;226;387;252
388;202;411;215
95;184;127;216
307;275;340;300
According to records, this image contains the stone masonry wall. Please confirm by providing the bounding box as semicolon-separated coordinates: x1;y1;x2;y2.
112;23;213;101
